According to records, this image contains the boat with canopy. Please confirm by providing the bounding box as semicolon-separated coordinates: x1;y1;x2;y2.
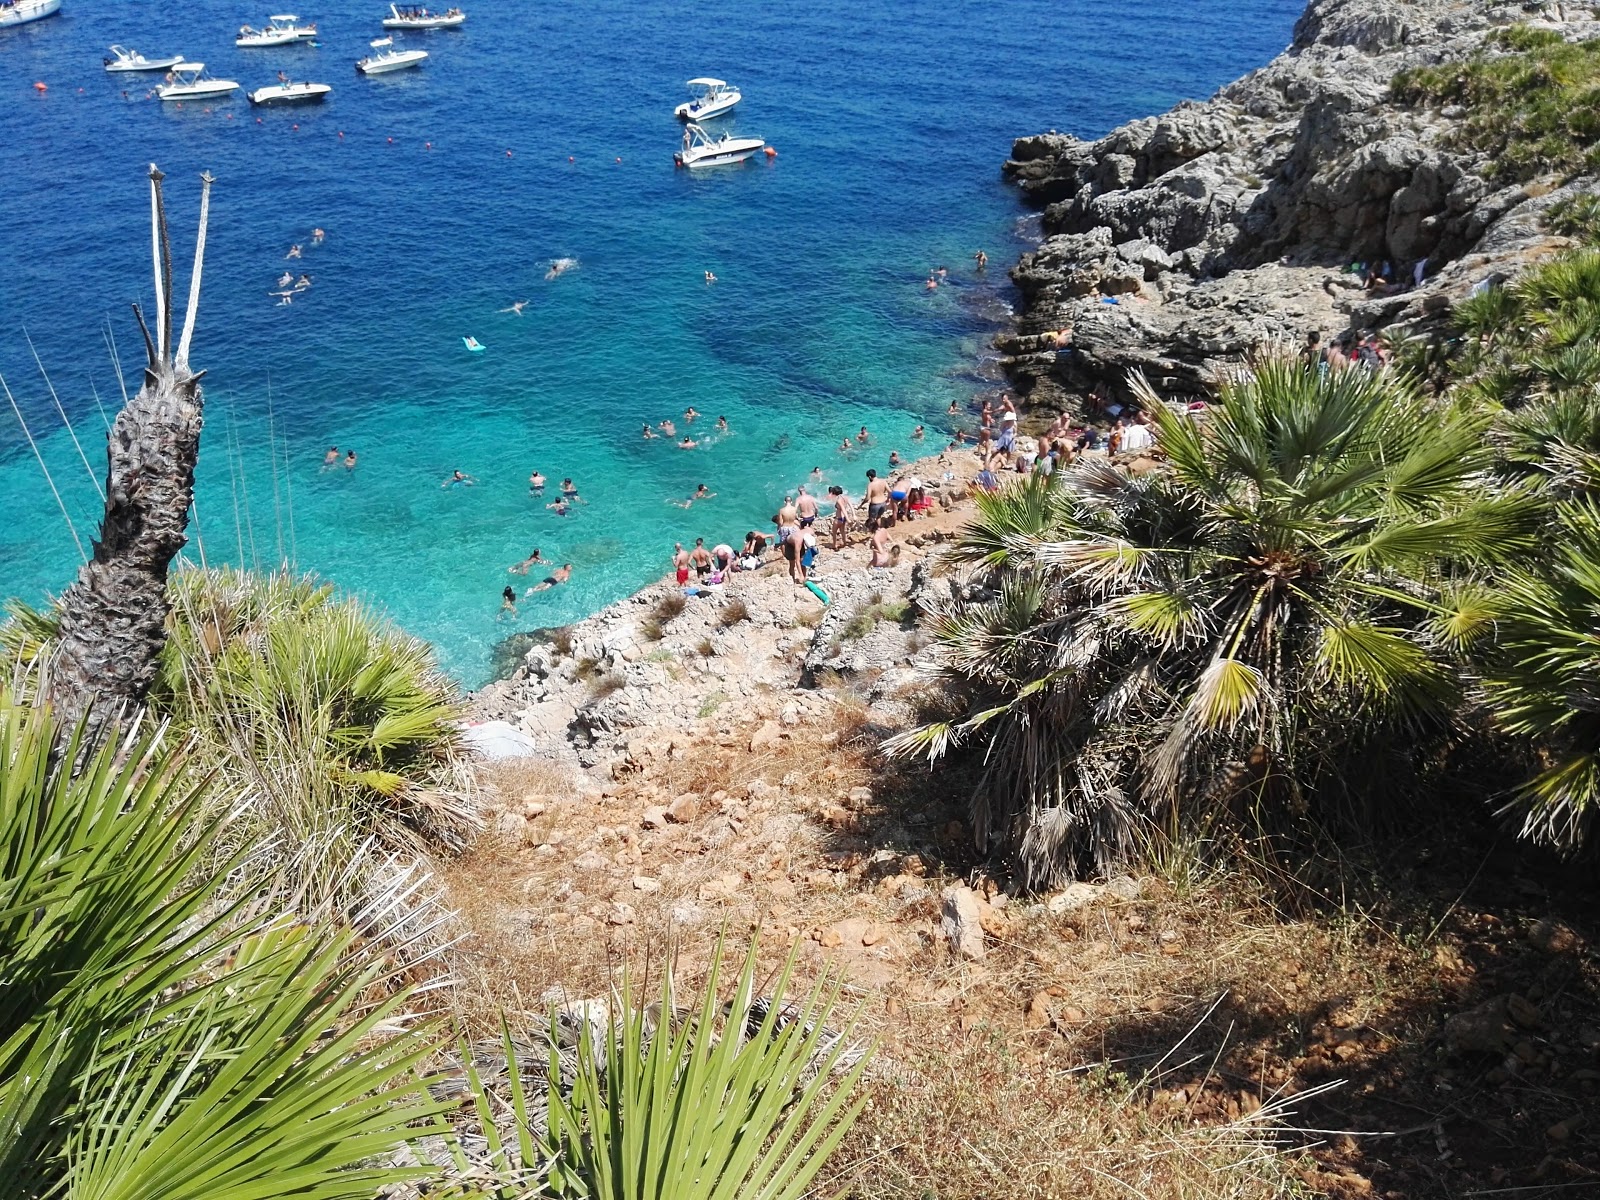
674;77;740;121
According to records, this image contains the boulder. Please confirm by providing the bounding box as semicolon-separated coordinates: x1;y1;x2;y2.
941;886;987;961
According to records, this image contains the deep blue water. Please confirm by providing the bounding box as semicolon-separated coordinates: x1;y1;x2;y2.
0;0;1299;684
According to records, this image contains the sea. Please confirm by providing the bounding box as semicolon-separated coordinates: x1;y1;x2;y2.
0;0;1300;686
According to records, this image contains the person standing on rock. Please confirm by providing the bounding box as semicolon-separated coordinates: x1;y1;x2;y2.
795;487;819;531
864;469;890;530
828;485;853;550
691;538;713;580
673;543;690;586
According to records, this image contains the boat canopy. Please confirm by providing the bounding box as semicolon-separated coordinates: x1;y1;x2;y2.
685;77;726;88
370;36;393;46
270;14;299;21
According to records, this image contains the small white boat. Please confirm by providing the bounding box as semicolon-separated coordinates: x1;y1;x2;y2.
156;63;241;101
236;14;318;47
356;36;427;73
249;76;331;104
382;4;464;29
0;0;60;27
675;122;765;169
105;45;184;71
674;77;740;122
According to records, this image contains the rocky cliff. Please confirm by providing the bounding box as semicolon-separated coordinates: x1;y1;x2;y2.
999;0;1600;403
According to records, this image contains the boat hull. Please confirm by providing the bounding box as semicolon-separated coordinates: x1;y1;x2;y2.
248;83;330;104
674;95;739;121
677;145;762;168
106;55;185;72
158;82;240;101
382;15;464;28
357;51;427;73
0;0;61;27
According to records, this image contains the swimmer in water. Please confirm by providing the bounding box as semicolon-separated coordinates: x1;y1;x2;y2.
810;465;823;482
278;271;295;289
704;270;717;284
545;257;577;280
286;244;302;259
560;478;581;501
323;446;339;467
678;436;697;450
948;398;960;414
509;547;544;574
529;470;546;493
442;470;477;488
276;293;294;306
659;419;676;437
527;563;573;592
924;276;938;291
498;300;529;315
857;426;870;444
642;423;657;439
684;407;699;422
501;585;518;615
312;227;325;243
912;425;925;440
345;450;358;469
716;415;728;432
839;437;852;453
888;450;902;468
692;483;714;502
937;265;948;279
974;249;987;269
547;498;571;517
295;273;312;289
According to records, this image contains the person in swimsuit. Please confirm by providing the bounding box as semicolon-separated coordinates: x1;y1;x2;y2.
678;436;697;449
560;478;581;501
888;450;902;468
344;450;357;470
839;437;852;453
642;423;656;439
795;487;819;529
716;416;729;432
501;585;518;615
684;407;699;422
509;548;544;574
912;425;925;440
863;469;890;530
527;563;572;592
323;446;339;467
974;249;987;269
692;483;714;502
828;484;853;550
673;542;690;585
690;538;713;579
547;498;571;516
659;419;676;437
442;470;477;488
712;542;734;572
529;470;546;494
857;426;870;444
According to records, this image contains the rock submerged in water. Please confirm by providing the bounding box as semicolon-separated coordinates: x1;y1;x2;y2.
999;0;1600;406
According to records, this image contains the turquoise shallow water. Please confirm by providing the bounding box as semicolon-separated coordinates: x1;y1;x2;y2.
0;0;1299;684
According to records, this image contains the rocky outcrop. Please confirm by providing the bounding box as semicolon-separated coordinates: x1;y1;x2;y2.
1001;0;1600;404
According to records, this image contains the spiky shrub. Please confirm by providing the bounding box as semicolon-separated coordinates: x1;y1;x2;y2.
1481;499;1600;851
446;939;870;1199
0;691;452;1199
150;570;473;906
889;359;1534;887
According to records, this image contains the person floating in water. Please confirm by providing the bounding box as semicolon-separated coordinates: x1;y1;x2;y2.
658;418;676;437
312;227;326;244
498;299;529;315
545;257;577;280
529;470;546;494
716;415;729;432
500;585;518;616
442;470;477;488
560;477;581;501
527;563;572;592
295;273;312;290
673;482;714;508
684;407;699;422
286;244;303;259
839;437;851;453
973;249;987;269
924;275;937;291
509;547;544;574
857;426;871;444
937;265;948;279
278;271;294;289
642;423;656;439
888;450;902;468
948;398;960;414
912;424;925;440
678;435;697;450
704;270;716;284
344;450;358;469
547;498;571;517
322;446;339;467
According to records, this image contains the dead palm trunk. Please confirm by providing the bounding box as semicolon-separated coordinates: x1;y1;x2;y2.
42;166;214;735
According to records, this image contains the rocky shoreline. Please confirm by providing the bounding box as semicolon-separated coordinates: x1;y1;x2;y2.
996;0;1599;409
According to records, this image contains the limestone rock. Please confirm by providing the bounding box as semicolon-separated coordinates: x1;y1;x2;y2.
941;886;987;961
641;805;669;830
666;792;701;823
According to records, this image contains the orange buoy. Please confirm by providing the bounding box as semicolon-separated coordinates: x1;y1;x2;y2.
764;146;777;158
32;81;47;92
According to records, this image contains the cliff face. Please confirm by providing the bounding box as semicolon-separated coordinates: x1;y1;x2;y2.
1000;0;1600;402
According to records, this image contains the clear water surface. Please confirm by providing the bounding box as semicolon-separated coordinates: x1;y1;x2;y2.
0;0;1300;684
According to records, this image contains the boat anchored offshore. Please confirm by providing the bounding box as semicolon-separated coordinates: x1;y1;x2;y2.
249;74;331;104
674;77;740;121
236;14;318;47
382;4;464;29
0;0;60;26
356;36;427;73
675;122;765;169
104;45;185;72
157;62;241;101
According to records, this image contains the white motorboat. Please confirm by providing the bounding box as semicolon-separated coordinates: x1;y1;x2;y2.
156;63;241;102
356;37;427;73
0;0;60;27
675;122;765;169
382;4;464;29
249;75;331;104
236;14;318;47
104;45;185;72
674;77;740;121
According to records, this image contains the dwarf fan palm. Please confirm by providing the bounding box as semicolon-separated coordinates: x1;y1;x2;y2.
890;359;1534;887
0;690;452;1199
